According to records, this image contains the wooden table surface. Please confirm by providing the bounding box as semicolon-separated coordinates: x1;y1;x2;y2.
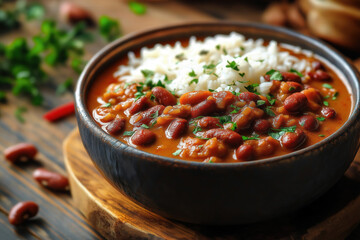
0;0;359;239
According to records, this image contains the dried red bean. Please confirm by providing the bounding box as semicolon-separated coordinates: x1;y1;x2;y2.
127;96;150;115
281;72;301;83
308;70;332;82
299;115;319;131
130;105;165;126
60;2;94;26
8;201;39;225
33;168;70;191
284;92;308;113
191;98;217;118
179;90;212;106
272;114;286;129
151;87;177;106
202;129;243;147
106;118;125;135
253;119;271;133
281;129;307;149
238;92;260;102
236;144;253;161
43;102;75;122
4;143;38;163
198;117;221;129
131;129;156;146
321;107;336;119
165;119;188;139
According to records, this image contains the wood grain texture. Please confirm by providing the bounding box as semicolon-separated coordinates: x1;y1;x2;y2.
64;129;360;240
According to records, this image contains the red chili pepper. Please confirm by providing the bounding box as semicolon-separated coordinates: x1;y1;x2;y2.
43;101;75;122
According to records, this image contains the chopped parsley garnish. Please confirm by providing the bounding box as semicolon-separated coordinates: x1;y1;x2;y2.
141;69;155;79
332;92;338;100
265;69;283;81
318;134;325;137
323;101;329;106
128;1;147;15
172;149;182;156
322;83;333;89
141;124;150;129
256;59;264;63
289;87;295;92
215;45;220;50
150;94;156;101
203;63;216;70
102;102;112;108
257;100;266;106
229;122;237;131
244;57;249;63
216;115;232;124
15;106;27;123
290;68;304;77
151;110;159;118
188;70;197;77
226;60;239;71
199;50;209;55
123;131;135;136
264;106;276;117
242;134;260;141
189;79;198;85
195;135;211;140
317;117;325;121
223;48;228;55
193;126;202;134
268;126;296;140
203;63;218;76
239;72;245;77
175;53;185;61
230;104;241;114
266;94;276;105
244;83;260;95
240;46;245;51
208;89;215;92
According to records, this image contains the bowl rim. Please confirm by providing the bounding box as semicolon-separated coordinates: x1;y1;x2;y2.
75;21;360;168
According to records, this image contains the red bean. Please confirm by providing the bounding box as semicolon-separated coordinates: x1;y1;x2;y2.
191;98;217;118
281;72;301;83
312;61;323;71
43;102;75;122
238;92;260;102
321;107;336;119
253;119;271;133
127;96;150;115
202;129;243;147
198;117;221;129
33;168;70;191
213;91;236;110
165;119;188;139
130;105;165;126
236;144;253;161
131;129;156;146
281;129;307;149
179;90;212;106
284;92;308;113
299;115;319;131
60;2;94;26
286;81;303;93
308;70;332;81
272;114;286;129
151;87;177;106
8;201;39;225
106;118;125;135
4;143;38;163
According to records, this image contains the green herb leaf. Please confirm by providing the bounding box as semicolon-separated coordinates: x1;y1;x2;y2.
56;78;73;95
99;16;122;42
128;1;147;15
244;83;260;95
242;134;260;141
264;106;276;117
175;53;185;61
188;69;196;77
257;100;266;106
230;104;241;114
266;94;276;105
193;126;202;134
317;117;325;121
189;79;198;85
215;45;220;50
15;106;27;123
318;134;325;137
332;92;338;100
102;102;111;108
244;57;249;63
268;126;296;140
290;68;304;77
226;60;239;71
141;124;150;129
266;69;276;75
216;115;232;124
172;149;182;156
270;71;283;81
239;72;245;77
123;131;135;136
323;101;329;106
199;50;209;55
322;83;333;89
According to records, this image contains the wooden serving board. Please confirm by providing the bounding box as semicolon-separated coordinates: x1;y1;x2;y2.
63;129;360;240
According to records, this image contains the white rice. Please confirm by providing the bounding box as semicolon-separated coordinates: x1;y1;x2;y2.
114;32;313;96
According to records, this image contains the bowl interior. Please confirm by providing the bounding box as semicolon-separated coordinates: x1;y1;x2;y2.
76;22;360;167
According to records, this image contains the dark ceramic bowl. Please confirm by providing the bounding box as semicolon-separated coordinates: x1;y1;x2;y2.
75;22;360;225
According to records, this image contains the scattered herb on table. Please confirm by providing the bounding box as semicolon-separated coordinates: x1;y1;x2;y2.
15;106;27;123
99;15;122;42
128;1;147;15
